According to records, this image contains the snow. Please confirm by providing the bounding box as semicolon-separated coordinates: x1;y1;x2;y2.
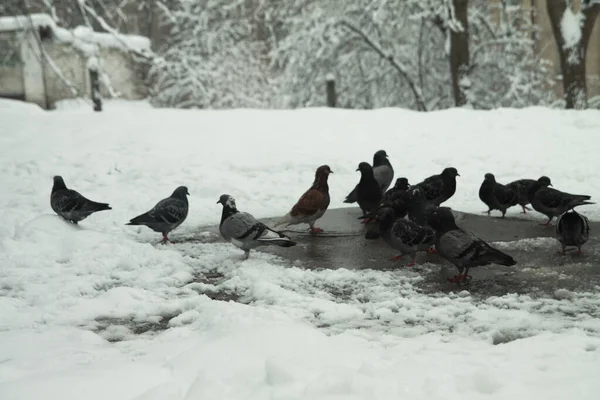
1;99;600;399
0;13;55;32
560;7;583;50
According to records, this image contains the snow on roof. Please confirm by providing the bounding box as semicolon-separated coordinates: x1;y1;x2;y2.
0;13;151;55
0;13;55;32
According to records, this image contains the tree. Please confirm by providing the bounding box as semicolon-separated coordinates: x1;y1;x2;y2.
448;0;470;106
546;0;600;109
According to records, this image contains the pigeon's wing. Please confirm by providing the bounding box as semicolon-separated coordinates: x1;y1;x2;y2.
148;197;187;224
221;211;264;240
414;176;443;201
392;220;435;247
52;189;92;212
440;229;515;267
373;165;394;191
494;183;518;205
291;188;327;217
537;188;569;208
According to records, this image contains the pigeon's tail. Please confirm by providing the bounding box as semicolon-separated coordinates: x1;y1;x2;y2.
570;199;595;210
87;201;112;213
273;212;293;228
126;212;153;226
485;247;517;267
344;188;357;204
258;227;297;247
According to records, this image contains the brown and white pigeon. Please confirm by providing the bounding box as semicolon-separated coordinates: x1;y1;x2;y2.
368;206;436;267
275;165;333;234
478;173;519;218
428;207;517;283
556;209;590;255
531;186;594;226
505;176;552;214
344;150;394;203
51;176;111;224
412;167;460;206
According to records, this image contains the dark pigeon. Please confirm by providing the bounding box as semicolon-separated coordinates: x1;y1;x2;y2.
407;187;438;227
126;186;189;243
217;194;296;259
531;186;594;226
556;209;590;255
353;162;383;223
478;173;519;218
382;177;410;203
428;207;517;283
344;150;394;203
412;167;460;206
505;176;552;214
50;176;111;224
367;206;436;266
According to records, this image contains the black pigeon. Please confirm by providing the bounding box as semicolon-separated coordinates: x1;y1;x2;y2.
556;210;590;255
217;194;296;259
505;176;552;214
126;186;189;243
407;187;438;227
353;162;383;222
344;150;394;203
478;173;519;218
412;167;460;206
531;186;594;226
368;206;436;266
428;207;517;283
50;176;111;224
382;177;410;203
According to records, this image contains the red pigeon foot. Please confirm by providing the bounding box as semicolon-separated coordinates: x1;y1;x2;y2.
310;227;324;234
390;254;403;262
406;258;416;267
577;248;583;256
448;273;471;283
426;247;437;254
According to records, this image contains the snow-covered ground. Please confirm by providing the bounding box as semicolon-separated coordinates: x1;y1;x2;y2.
1;99;599;399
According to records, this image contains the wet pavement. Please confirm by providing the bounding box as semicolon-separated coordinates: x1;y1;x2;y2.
197;207;600;297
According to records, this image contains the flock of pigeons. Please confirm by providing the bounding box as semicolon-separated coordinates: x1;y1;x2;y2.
49;149;593;283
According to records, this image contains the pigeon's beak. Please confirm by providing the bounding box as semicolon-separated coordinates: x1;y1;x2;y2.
457;173;461;177
330;170;334;174
216;200;221;204
355;168;359;172
187;191;190;196
549;183;553;187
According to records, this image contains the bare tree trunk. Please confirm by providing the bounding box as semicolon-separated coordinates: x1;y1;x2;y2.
547;0;600;109
449;0;470;107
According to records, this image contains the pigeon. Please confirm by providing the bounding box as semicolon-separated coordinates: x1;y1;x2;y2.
344;150;394;203
126;186;189;243
363;186;424;240
531;186;594;226
427;207;517;283
353;162;383;223
505;176;552;214
275;165;333;234
478;173;519;218
217;194;296;259
369;206;436;267
50;176;112;224
556;209;590;255
407;187;438;227
412;167;460;206
382;177;410;203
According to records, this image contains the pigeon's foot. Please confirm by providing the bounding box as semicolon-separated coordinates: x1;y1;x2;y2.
310;227;324;234
577;247;583;256
390;254;403;262
521;205;531;214
405;258;416;267
426;247;437;254
448;273;472;283
243;251;250;260
558;248;566;256
481;210;491;216
160;234;174;245
540;219;553;227
361;218;374;224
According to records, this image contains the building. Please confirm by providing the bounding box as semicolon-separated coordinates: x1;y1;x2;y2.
0;13;152;109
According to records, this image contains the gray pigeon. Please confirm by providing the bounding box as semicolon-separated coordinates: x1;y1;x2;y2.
505;176;552;214
478;173;519;218
344;150;394;203
428;207;517;283
126;186;189;243
368;206;436;266
412;167;460;206
531;186;594;226
556;210;590;255
217;194;296;259
50;176;111;224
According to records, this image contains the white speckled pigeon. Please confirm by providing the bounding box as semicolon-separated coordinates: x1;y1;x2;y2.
126;186;189;243
218;194;296;259
505;176;552;214
531;185;594;226
369;206;436;267
428;207;517;283
344;150;394;203
556;209;590;255
50;176;111;224
412;167;460;206
275;165;333;234
478;173;519;218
